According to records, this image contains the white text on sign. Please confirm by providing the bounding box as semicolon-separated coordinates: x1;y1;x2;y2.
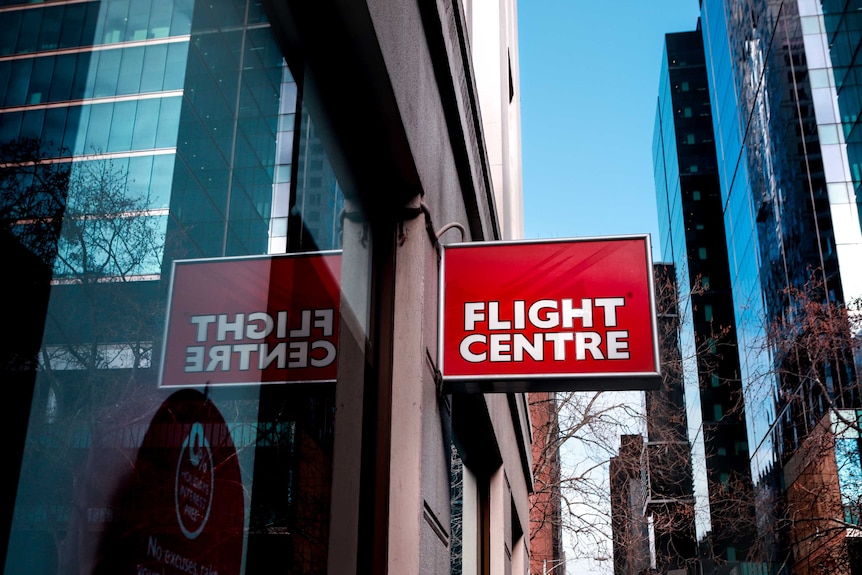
458;298;630;363
183;310;336;373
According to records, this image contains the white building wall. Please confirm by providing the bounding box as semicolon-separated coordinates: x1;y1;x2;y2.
471;0;524;240
797;0;862;303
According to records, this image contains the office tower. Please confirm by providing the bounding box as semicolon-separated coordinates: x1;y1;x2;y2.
0;0;530;573
690;0;862;572
700;0;862;460
653;27;757;571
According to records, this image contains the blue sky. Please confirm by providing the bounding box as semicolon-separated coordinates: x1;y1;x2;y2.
517;3;703;571
519;1;702;262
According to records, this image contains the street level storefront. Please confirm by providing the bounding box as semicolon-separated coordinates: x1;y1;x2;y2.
0;0;532;574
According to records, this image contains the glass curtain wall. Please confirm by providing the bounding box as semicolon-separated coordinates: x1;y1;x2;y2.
0;0;361;573
700;0;778;485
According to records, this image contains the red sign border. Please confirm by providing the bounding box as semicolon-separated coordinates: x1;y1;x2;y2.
438;235;661;392
158;250;342;389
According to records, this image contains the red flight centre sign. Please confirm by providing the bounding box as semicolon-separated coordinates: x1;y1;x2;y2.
439;236;660;392
160;251;341;387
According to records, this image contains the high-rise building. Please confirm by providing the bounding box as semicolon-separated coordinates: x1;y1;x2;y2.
0;0;530;573
654;1;862;573
653;27;756;570
700;0;862;469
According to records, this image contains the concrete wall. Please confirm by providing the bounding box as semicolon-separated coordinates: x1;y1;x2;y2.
265;0;532;572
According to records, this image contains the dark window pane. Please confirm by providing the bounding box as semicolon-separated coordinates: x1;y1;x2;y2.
49;54;76;102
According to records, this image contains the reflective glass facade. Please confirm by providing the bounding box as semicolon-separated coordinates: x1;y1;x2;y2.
654;34;710;547
701;0;862;475
653;29;755;564
698;0;862;571
701;0;779;483
0;0;352;571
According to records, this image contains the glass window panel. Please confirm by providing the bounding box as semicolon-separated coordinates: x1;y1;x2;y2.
813;87;837;123
81;2;101;45
278;79;296;114
800;15;822;35
6;59;33;107
271;216;288;237
155;97;181;147
39;11;62;50
140;44;168;92
102;0;130;43
247;0;268;24
827;182;852;204
126;155;154;201
830;203;861;244
268;235;287;253
818;123;840;145
275;164;291;184
149;0;173;35
169;0;194;35
149;154;175;208
803;34;827;69
132;98;160;149
278;112;295;133
0;112;22;143
822;143;849;182
276;132;294;165
108;101;136;151
0;62;10;103
59;3;86;48
85;104;113;152
165;42;189;89
18;10;42;53
72;51;95;99
272;182;290;217
21;109;45;140
0;11;22;55
127;0;152;40
809;68;831;89
94;48;122;98
29;56;55;105
48;54;76;102
42;107;69;145
798;0;818;16
118;48;145;94
62;106;84;153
